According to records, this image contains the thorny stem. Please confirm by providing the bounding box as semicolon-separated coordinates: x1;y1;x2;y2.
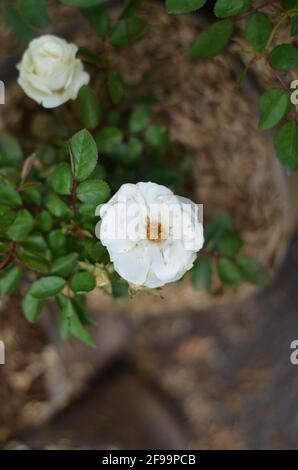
0;242;17;271
265;57;289;90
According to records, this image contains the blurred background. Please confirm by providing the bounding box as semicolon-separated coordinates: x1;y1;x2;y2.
1;0;298;450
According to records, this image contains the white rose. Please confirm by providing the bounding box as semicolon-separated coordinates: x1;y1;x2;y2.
17;35;90;109
95;182;204;288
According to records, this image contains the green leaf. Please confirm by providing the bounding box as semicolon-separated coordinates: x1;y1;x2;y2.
50;162;73;196
282;0;298;10
82;4;110;37
215;0;251;17
37;210;53;232
237;257;270;287
22;288;43;323
244;12;273;53
69;129;98;182
0;204;16;228
4;7;36;44
129;104;150;132
61;298;96;347
0;242;9;254
121;0;144;18
270;44;298;71
291;16;298;35
60;0;106;7
190;19;234;59
48;230;66;255
7;210;34;241
16;0;48;28
0;183;22;207
22;187;41;206
205;212;232;245
95;127;123;153
84;240;107;261
22;234;49;255
0;132;23;165
110;16;149;46
17;248;51;274
218;231;243;256
145;124;169;149
274;121;298;172
259;88;291;130
51;253;79;278
70;312;96;346
46;194;71;218
111;276;129;299
217;258;244;288
78;85;101;130
192;257;212;292
77;179;111;205
30;276;66;299
70;271;96;293
74;296;96;326
0;266;22;296
107;70;124;104
166;0;207;14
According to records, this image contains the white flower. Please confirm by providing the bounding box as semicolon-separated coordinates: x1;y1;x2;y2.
17;35;90;109
95;182;204;288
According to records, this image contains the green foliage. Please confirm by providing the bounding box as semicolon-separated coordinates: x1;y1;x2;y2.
0;266;22;296
50;162;73;195
78;86;101;130
166;0;207;14
107;71;125;104
22;288;43;323
95;127;124;153
237;257;270;287
270;44;298;71
205;213;232;246
4;7;36;44
129;105;150;132
191;257;212;292
244;13;273;53
0;0;277;348
69;129;98;181
0;133;23;165
145;124;169;149
16;0;49;28
60;0;106;7
30;276;66;299
217;258;244;288
7;210;34;241
77;180;111;205
218;232;243;257
259;88;291;130
110;16;149;46
274;121;298;172
190;19;234;59
82;4;110;37
58;297;96;347
0;183;22;207
70;271;96;293
214;0;251;18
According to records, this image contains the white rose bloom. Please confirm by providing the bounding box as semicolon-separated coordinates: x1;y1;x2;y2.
96;182;204;288
17;35;90;109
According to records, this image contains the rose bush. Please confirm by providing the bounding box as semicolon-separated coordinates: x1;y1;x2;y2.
0;0;274;346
